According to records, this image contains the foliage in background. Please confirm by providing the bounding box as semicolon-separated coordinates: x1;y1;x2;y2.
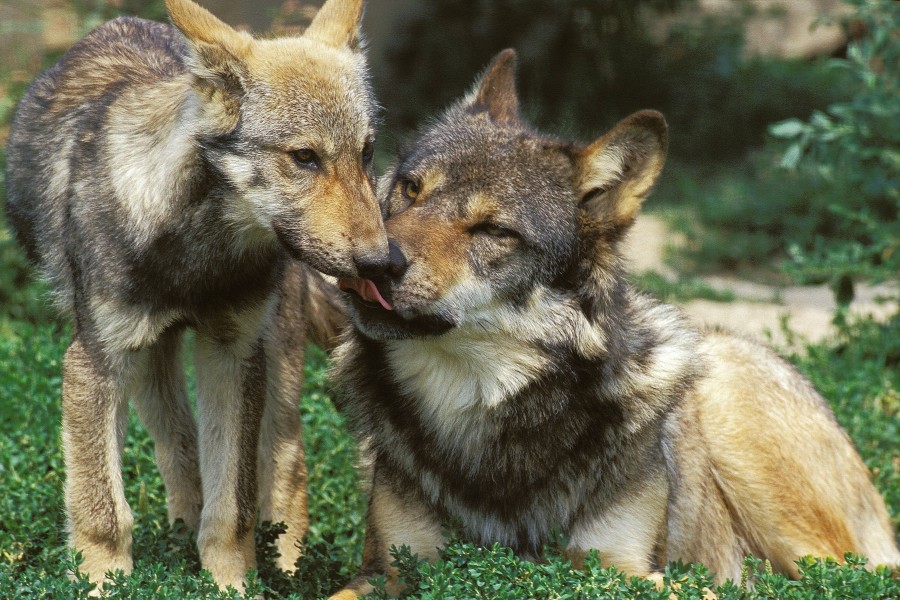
376;0;850;162
666;0;899;299
630;270;736;303
655;153;851;278
770;0;899;305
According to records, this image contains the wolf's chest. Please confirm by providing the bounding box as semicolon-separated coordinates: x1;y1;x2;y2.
372;348;627;552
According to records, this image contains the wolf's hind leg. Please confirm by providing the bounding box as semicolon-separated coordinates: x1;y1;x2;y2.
258;266;310;572
130;327;202;533
62;338;134;587
690;332;900;577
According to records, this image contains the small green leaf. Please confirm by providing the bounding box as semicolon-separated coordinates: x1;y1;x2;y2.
769;118;806;138
780;142;804;169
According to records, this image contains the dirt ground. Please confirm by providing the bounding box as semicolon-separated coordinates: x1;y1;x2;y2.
622;214;898;352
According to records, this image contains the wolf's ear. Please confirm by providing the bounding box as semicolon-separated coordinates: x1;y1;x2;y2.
466;49;520;125
166;0;251;128
304;0;365;50
574;110;667;226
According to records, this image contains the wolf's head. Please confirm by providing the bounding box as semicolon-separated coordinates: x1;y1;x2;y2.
167;0;387;278
339;49;667;341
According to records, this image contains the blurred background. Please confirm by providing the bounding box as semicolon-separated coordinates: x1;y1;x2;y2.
0;0;897;344
0;0;858;158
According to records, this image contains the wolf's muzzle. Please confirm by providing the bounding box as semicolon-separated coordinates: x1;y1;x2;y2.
385;239;408;279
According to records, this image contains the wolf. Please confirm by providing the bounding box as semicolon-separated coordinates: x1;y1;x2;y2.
329;49;900;597
4;0;387;591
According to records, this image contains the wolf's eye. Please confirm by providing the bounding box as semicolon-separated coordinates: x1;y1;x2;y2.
471;222;518;239
362;141;375;167
291;148;320;170
400;179;420;201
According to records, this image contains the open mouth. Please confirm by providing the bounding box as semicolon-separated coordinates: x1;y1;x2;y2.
337;278;393;311
337;278;455;338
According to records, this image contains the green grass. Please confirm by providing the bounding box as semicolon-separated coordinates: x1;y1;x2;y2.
0;311;898;598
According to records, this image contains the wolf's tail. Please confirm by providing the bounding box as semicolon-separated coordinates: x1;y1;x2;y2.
302;268;348;353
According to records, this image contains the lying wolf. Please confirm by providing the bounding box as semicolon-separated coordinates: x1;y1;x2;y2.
330;49;900;597
5;0;386;590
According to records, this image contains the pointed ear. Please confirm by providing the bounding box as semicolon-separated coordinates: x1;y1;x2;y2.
166;0;251;129
467;49;520;125
304;0;365;50
574;110;668;226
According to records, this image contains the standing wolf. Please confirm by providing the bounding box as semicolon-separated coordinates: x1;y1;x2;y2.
330;50;900;597
4;0;386;590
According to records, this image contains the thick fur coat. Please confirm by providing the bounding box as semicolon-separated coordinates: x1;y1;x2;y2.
329;50;900;598
5;0;383;590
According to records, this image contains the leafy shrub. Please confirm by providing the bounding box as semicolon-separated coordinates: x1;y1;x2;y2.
375;0;849;162
370;541;899;600
769;0;899;303
655;153;850;277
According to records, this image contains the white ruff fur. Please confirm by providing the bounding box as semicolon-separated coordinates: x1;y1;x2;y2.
385;282;608;435
386;330;545;421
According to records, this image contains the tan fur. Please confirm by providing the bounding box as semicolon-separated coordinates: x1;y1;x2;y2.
330;50;899;598
338;473;446;599
381;210;472;307
5;0;369;593
665;332;900;580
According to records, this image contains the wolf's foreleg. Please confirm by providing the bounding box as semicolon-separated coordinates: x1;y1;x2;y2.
195;324;267;591
258;269;309;572
62;338;134;588
566;467;669;582
330;469;446;599
130;328;202;533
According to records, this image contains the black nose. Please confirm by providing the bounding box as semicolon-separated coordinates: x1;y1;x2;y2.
386;239;408;279
353;252;389;279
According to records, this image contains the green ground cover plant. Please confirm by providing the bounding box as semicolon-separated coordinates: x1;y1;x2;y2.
0;313;897;598
1;1;897;597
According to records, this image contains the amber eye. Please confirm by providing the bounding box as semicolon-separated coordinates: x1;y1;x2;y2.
292;148;319;169
401;179;421;201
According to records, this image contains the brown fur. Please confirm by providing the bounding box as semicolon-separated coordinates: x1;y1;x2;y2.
4;0;372;592
329;50;900;598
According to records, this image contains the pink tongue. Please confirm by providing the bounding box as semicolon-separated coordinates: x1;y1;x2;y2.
338;278;393;311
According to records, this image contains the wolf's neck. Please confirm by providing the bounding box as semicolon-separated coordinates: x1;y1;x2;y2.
382;287;592;427
386;330;548;420
381;284;700;435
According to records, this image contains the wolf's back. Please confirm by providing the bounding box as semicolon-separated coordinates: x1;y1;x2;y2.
4;17;189;302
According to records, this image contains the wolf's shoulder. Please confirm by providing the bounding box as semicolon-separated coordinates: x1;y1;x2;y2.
78;17;186;56
13;15;190;131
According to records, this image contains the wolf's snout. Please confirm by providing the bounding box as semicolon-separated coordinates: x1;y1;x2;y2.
353;252;389;279
385;239;408;279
